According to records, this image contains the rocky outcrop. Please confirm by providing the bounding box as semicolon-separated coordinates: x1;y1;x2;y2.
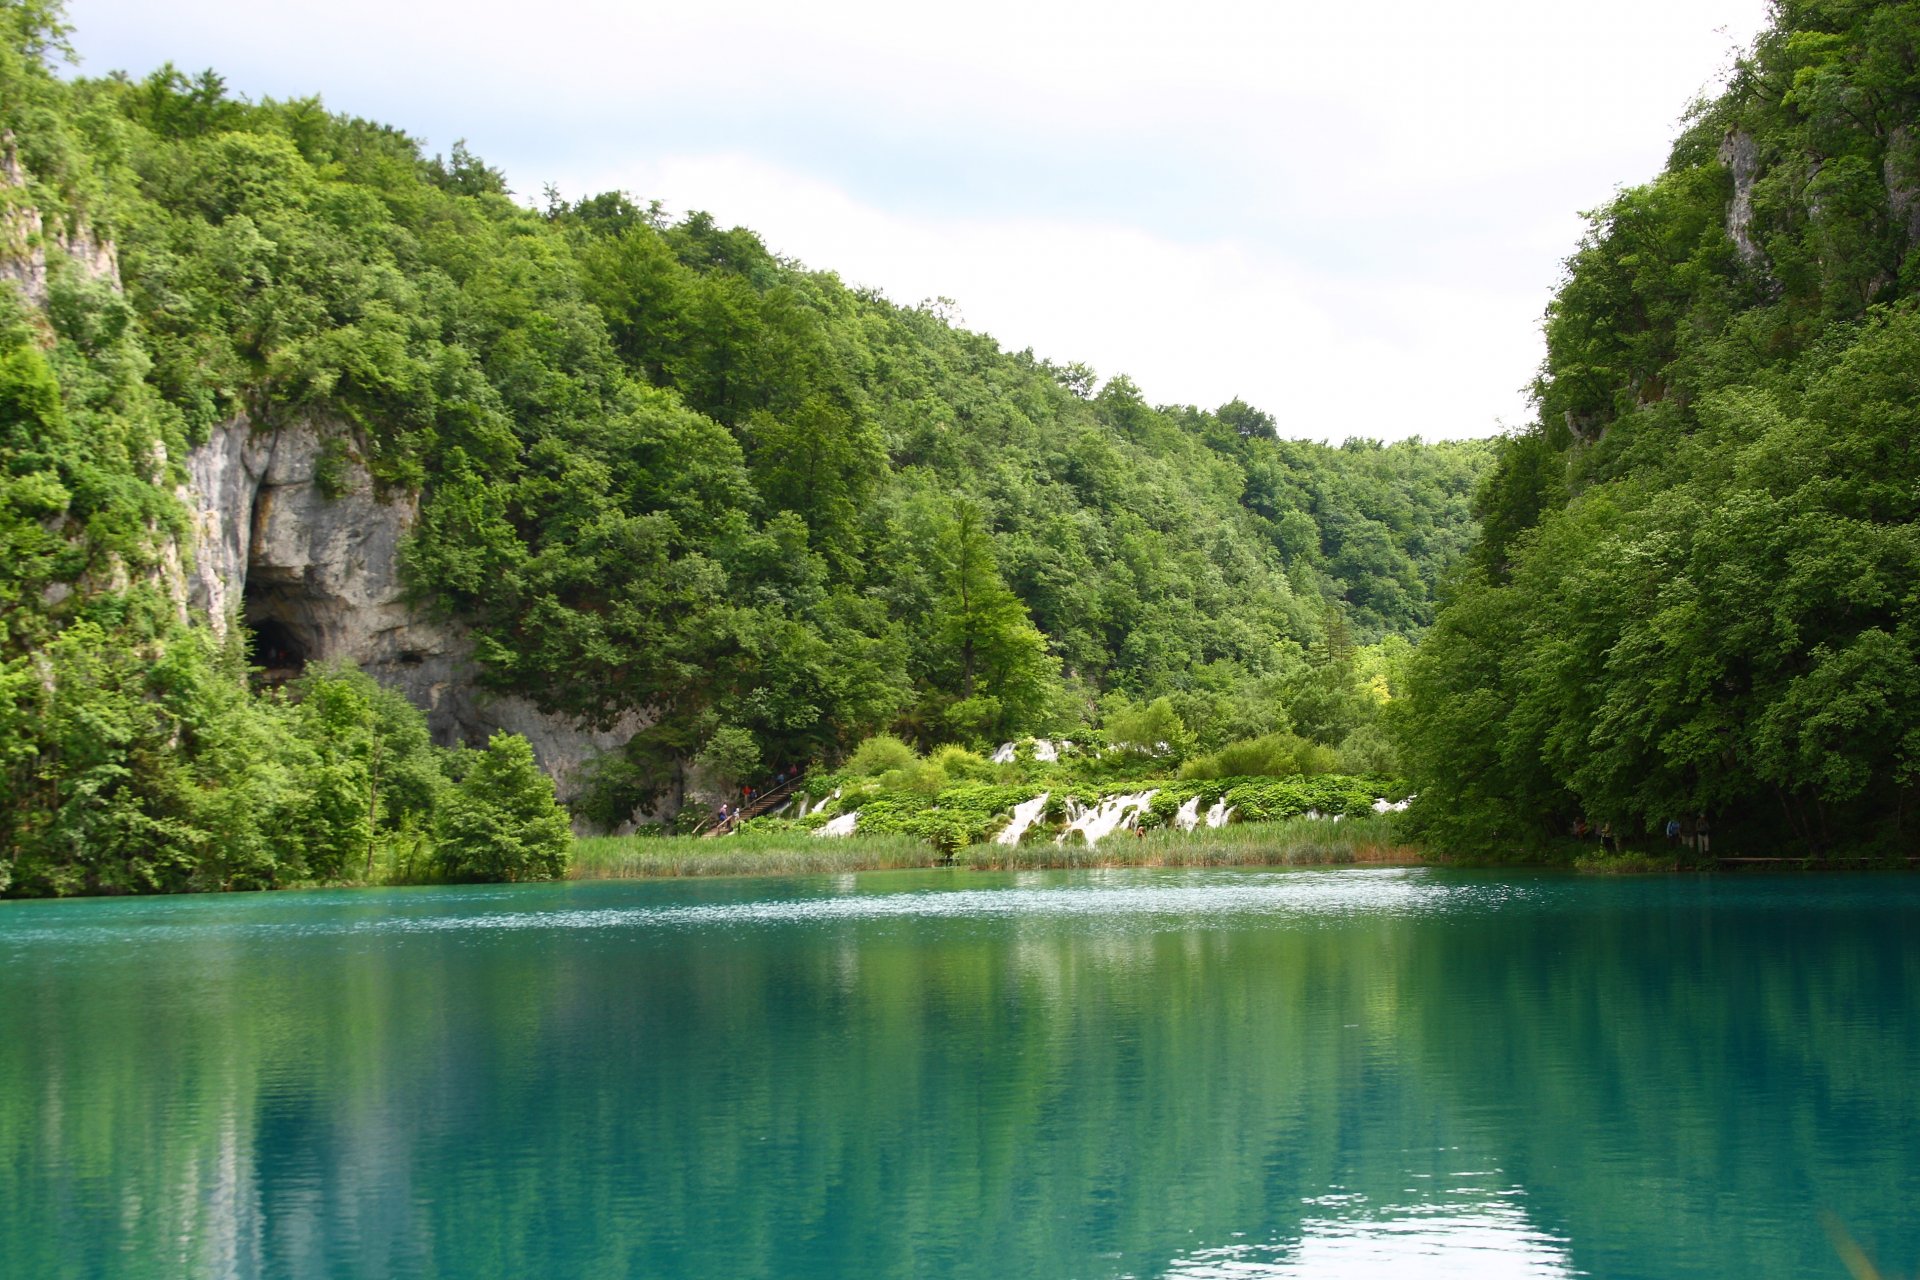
5;137;652;822
178;416;649;815
1886;127;1920;250
0;130;118;308
1719;129;1766;268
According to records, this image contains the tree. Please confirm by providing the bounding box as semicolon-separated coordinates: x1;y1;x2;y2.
693;724;760;796
434;733;572;883
929;502;1062;742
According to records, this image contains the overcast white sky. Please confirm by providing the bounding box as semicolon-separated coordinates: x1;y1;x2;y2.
67;0;1771;440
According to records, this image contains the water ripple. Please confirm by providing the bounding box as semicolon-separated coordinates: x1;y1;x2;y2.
0;868;1526;948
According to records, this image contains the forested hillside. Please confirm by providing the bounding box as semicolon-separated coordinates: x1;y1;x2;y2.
1401;0;1920;856
0;1;1489;892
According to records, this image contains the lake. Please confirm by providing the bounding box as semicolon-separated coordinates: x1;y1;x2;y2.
2;868;1916;1278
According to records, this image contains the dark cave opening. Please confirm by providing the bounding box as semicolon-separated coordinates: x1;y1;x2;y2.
242;584;311;683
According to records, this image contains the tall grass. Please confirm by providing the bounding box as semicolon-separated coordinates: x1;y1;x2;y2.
571;831;938;879
960;814;1415;871
571;815;1419;880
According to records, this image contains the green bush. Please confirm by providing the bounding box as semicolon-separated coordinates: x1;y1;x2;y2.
845;733;918;777
433;733;573;882
1220;775;1380;822
1180;732;1337;780
928;743;992;782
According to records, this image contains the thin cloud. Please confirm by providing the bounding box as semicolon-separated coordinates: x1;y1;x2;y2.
66;0;1772;439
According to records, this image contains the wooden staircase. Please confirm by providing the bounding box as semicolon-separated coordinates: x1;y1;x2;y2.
702;776;804;837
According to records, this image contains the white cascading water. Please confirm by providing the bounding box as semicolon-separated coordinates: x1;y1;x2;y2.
1371;795;1415;814
1174;796;1202;832
1032;739;1060;763
990;742;1017;764
1057;791;1158;846
995;792;1051;846
813;811;859;838
1204;800;1234;829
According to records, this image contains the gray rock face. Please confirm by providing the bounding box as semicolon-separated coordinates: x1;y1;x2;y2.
5;136;654;823
0;130;119;309
1719;129;1766;268
1886;127;1920;249
179;417;650;816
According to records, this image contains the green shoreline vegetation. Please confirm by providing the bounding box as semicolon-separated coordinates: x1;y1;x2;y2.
6;0;1920;892
1399;0;1920;863
573;815;1419;881
0;0;1481;896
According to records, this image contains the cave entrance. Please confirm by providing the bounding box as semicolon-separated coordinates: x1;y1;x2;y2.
242;583;313;685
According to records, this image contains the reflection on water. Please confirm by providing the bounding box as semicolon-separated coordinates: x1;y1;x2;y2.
1168;1197;1577;1279
3;868;1917;1279
0;868;1485;944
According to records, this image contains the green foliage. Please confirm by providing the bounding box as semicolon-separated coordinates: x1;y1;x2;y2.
1218;775;1384;822
1100;694;1192;761
1402;1;1920;858
0;5;1491;892
692;724;760;791
851;781;1050;852
0;620;520;895
434;733;572;882
1180;732;1337;781
844;732;919;778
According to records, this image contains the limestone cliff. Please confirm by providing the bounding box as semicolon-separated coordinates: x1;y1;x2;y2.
4;135;650;821
177;417;648;811
0;131;116;309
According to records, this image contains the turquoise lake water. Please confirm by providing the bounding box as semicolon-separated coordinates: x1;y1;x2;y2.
2;867;1917;1278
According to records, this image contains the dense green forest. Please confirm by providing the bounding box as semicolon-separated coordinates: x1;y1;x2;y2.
1400;0;1920;857
0;0;1488;894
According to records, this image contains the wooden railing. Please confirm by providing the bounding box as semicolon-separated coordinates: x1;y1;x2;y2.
702;776;804;837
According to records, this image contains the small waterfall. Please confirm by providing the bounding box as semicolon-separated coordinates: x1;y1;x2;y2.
1204;800;1234;829
1032;739;1059;763
813;811;859;838
1057;791;1157;847
1371;796;1413;814
995;792;1051;846
1174;796;1202;832
990;742;1018;764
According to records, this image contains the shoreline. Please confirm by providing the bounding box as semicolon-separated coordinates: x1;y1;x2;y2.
570;817;1422;881
10;830;1915;903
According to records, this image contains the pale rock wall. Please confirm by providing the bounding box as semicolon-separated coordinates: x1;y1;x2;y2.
6;135;656;823
1;130;118;309
1719;129;1766;268
1885;126;1920;250
178;416;651;817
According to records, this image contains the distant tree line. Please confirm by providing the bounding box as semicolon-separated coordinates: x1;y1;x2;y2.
0;0;1488;892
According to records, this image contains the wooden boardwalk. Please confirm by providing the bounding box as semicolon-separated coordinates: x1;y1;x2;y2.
701;777;805;838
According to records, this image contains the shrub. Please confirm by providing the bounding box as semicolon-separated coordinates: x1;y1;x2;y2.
877;759;948;795
928;743;992;782
1101;694;1193;760
1180;732;1334;780
434;733;573;882
845;733;918;777
1336;723;1399;776
694;724;761;791
1220;775;1379;821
